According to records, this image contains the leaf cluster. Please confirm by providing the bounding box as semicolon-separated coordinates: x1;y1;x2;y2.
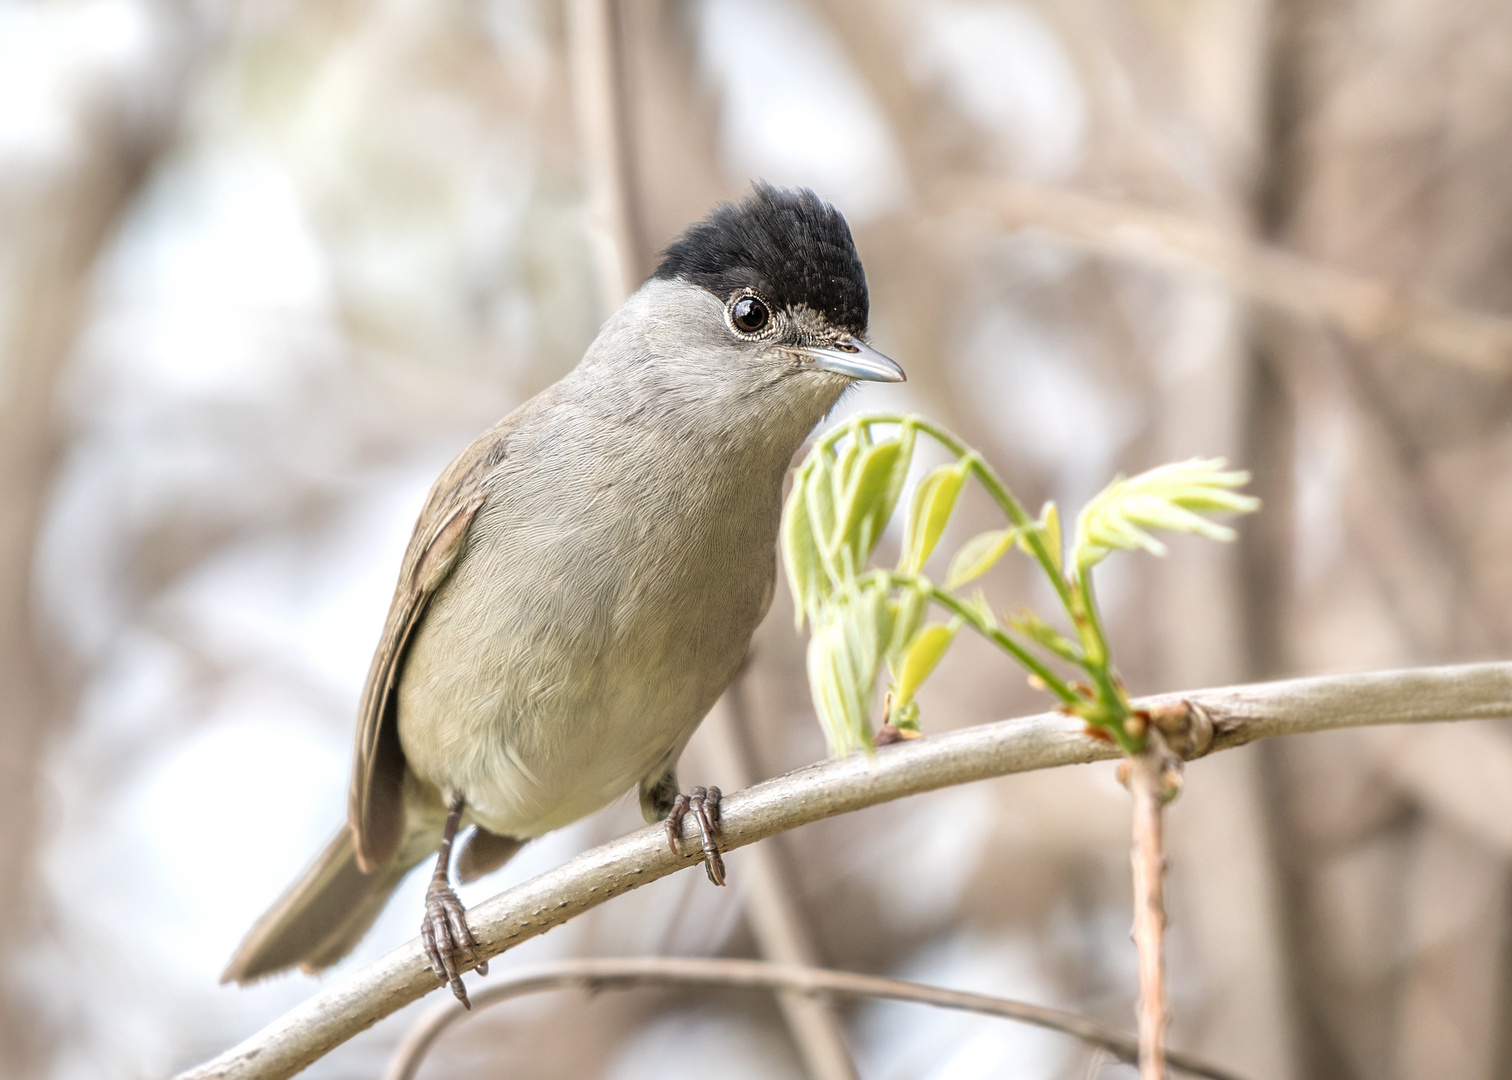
782;415;1258;757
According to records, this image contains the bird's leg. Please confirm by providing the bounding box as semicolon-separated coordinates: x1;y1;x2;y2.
422;791;486;1008
665;785;726;886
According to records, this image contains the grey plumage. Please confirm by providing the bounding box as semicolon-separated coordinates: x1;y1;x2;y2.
223;186;902;987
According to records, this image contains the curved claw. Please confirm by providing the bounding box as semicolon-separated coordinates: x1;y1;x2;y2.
665;786;726;886
422;882;483;1008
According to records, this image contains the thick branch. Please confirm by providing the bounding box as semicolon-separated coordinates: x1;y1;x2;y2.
382;957;1245;1080
178;663;1512;1080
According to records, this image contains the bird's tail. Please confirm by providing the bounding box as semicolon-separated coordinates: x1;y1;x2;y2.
221;824;418;984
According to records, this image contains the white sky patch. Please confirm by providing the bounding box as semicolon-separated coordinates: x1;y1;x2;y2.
854;931;1070;1080
605;1008;803;1080
696;0;908;222
110;703;349;984
79;141;340;406
159;460;440;700
837;784;997;935
0;0;157;175
910;0;1086;180
954;305;1141;507
35;691;349;1080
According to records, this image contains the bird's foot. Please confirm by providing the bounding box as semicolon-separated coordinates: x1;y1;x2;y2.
422;880;486;1008
665;785;725;886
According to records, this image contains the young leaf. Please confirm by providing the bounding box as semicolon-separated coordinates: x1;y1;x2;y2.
838;432;914;567
884;582;929;670
1042;502;1062;571
900;460;969;573
1007;607;1082;665
965;588;998;630
893;621;960;709
806;623;851;756
1072;459;1259;572
780;485;826;628
944;528;1018;590
1016;501;1063;574
804;581;895;758
804;460;839;561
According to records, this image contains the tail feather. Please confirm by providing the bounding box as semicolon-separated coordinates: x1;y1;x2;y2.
221;825;412;984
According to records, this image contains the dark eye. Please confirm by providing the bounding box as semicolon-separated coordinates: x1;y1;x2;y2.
730;295;770;334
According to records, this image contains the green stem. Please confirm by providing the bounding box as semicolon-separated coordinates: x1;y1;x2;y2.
842;414;1077;616
1072;569;1140;751
868;571;1081;707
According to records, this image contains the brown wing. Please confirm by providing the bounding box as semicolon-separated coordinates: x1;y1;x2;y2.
348;427;508;872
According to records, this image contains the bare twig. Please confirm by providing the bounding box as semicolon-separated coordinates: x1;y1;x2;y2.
177;663;1512;1080
1121;730;1184;1080
940;179;1512;376
382;956;1247;1080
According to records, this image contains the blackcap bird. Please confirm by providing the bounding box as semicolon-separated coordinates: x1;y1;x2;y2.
222;184;905;1006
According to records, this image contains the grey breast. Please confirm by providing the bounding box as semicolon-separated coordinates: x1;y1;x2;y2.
393;390;784;838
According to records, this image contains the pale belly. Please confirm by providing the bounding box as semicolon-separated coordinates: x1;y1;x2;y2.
394;466;777;838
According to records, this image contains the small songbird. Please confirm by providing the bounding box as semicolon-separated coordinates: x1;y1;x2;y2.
222;184;905;1006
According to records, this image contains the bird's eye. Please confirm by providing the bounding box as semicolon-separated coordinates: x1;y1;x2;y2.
730;295;770;335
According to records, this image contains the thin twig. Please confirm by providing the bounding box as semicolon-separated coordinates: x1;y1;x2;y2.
381;957;1246;1080
1121;731;1183;1080
177;663;1512;1080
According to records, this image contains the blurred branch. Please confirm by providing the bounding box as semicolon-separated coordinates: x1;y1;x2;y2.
175;662;1512;1080
702;678;860;1080
940;179;1512;376
566;0;649;307
0;51;192;1070
382;956;1246;1080
565;4;855;1077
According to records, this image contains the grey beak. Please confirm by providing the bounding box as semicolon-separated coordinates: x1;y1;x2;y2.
801;337;907;383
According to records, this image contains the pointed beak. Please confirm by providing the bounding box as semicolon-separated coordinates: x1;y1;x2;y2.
800;336;907;383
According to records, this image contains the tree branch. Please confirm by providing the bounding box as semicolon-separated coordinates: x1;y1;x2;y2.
381;956;1246;1080
1122;731;1184;1080
941;180;1512;376
177;663;1512;1080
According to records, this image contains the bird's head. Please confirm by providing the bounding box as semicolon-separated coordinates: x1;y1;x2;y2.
584;184;904;445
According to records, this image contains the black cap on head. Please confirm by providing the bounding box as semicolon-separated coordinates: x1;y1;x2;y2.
652;184;868;336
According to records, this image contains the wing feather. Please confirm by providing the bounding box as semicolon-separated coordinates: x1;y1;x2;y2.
348;428;508;871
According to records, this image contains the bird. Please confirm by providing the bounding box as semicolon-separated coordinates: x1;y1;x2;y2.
221;183;905;1007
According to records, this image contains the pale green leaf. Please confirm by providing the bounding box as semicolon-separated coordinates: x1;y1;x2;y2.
838;436;911;566
780;484;826;628
900;461;969;573
966;588;998;630
894;621;960;708
884;583;928;670
805;581;895;757
1016;501;1063;573
1043;502;1062;570
804;460;838;559
1072;458;1259;572
1007;608;1082;665
944;527;1017;590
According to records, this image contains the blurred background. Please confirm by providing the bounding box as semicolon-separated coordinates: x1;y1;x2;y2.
3;0;1512;1078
